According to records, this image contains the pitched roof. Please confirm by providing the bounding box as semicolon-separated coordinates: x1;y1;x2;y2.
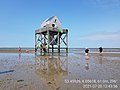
45;16;55;22
40;16;62;29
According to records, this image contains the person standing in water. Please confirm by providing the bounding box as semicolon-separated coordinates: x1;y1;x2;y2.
18;46;21;59
18;46;21;52
85;48;89;56
85;48;89;70
99;47;103;53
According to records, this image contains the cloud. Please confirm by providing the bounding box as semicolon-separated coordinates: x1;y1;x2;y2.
78;31;120;41
69;31;120;48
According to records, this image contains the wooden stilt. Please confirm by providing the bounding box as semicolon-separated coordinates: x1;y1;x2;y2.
66;30;68;53
58;32;60;53
47;29;49;53
35;33;37;52
52;44;54;53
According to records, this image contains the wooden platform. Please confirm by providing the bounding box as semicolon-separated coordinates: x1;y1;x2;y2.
35;27;68;35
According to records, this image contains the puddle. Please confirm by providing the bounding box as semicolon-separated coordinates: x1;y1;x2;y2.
0;70;14;74
17;80;24;82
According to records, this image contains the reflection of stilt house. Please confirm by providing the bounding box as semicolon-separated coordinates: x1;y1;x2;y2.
34;54;68;89
35;16;68;53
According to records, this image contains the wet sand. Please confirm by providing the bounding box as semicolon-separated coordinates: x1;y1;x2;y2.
0;49;35;53
0;52;120;90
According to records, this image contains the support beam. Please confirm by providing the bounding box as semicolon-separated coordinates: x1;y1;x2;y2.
40;33;42;54
66;30;68;53
47;30;50;53
52;44;54;52
35;33;37;53
58;32;60;53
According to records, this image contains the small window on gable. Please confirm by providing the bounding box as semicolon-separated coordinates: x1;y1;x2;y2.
52;24;55;27
55;19;57;23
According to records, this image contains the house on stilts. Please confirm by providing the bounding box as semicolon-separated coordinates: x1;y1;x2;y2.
35;16;68;53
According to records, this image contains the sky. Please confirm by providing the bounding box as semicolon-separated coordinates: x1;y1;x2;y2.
0;0;120;48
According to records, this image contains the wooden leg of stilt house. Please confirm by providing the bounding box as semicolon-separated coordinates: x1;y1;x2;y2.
66;29;68;53
35;33;37;53
58;32;60;53
40;48;42;54
52;45;54;53
66;48;68;53
58;46;60;53
47;30;50;53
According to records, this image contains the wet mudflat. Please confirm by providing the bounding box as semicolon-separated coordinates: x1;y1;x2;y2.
0;53;120;90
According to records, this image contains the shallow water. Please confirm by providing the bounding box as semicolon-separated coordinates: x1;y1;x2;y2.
0;53;120;90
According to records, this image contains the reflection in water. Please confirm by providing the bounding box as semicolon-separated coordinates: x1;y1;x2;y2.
34;53;68;90
98;54;103;64
85;55;89;71
18;53;21;59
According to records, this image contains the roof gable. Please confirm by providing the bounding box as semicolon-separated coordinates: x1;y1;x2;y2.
40;16;62;29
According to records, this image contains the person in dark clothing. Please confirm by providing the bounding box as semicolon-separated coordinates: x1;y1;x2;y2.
85;48;89;53
43;47;47;53
99;47;103;53
85;48;89;55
